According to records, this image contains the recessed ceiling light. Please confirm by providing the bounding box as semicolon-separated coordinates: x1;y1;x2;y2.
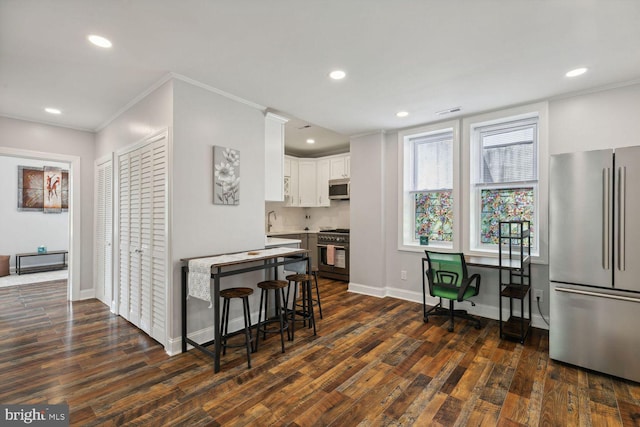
45;107;61;115
306;139;315;144
396;111;409;118
88;34;112;48
566;67;588;77
329;70;346;80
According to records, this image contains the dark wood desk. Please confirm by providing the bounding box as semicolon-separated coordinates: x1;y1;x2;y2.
181;247;310;373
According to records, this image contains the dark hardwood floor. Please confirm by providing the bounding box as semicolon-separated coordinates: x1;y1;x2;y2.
1;278;639;426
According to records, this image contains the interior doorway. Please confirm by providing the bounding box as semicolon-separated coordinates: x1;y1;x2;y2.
0;147;80;300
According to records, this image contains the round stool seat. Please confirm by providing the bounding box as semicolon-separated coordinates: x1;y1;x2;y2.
285;273;313;282
257;280;288;290
220;287;254;299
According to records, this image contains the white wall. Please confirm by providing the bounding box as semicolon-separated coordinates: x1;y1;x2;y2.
549;83;640;154
0;116;94;297
95;80;174;155
349;131;386;294
172;78;266;339
0;156;69;269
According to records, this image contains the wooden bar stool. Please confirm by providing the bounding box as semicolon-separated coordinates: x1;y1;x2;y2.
255;280;289;353
285;273;317;339
220;287;254;369
310;268;323;319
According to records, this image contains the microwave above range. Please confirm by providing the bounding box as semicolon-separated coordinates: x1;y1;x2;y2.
328;178;350;200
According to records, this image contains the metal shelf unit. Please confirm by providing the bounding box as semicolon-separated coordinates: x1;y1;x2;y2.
498;220;532;343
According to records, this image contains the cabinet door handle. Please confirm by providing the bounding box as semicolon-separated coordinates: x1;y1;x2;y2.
555;286;640;303
619;166;626;271
603;168;610;270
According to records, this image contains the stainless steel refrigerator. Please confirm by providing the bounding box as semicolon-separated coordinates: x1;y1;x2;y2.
549;147;640;382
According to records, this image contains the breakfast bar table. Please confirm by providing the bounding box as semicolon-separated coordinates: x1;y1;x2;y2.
181;247;310;373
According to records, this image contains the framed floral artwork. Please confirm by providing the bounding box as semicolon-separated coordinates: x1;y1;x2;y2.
213;146;240;205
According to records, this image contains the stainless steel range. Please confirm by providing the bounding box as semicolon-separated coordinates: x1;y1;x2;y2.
317;229;349;282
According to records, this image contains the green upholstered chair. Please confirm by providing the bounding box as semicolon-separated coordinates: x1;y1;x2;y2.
423;251;481;332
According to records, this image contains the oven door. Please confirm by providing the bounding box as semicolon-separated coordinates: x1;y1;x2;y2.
317;243;349;280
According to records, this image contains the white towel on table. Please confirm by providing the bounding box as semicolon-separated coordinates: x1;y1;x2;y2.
187;247;300;308
188;257;225;308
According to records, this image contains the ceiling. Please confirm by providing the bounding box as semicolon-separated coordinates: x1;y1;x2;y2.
2;1;640;156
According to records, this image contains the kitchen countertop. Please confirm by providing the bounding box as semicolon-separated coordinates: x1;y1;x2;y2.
265;236;302;248
266;229;320;236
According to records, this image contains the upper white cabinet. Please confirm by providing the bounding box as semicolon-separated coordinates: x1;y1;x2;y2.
316;159;330;206
284;156;299;207
265;112;288;201
298;160;317;206
330;154;350;179
284;152;349;207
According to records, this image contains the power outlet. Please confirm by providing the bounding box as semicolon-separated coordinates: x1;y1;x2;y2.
400;270;407;280
534;289;543;302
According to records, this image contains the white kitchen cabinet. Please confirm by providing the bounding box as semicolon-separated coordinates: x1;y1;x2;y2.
284;156;291;177
284;156;299;207
286;153;349;207
316;159;330;206
329;154;350;179
265;112;288;201
298;160;317;206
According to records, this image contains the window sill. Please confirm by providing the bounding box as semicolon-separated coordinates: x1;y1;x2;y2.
398;242;453;254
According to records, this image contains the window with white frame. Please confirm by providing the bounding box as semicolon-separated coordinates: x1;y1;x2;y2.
400;123;458;250
470;116;539;254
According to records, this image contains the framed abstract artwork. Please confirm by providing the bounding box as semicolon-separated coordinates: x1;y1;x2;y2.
18;166;69;212
44;166;63;213
213;146;240;205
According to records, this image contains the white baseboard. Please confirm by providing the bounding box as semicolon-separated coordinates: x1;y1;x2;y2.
353;283;550;331
79;288;95;300
166;308;265;356
165;336;183;356
348;282;386;298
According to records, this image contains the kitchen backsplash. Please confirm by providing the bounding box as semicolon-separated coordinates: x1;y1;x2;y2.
265;200;350;231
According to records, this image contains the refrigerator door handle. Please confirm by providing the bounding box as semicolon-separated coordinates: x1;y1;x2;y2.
555;286;640;304
603;167;610;270
618;166;626;271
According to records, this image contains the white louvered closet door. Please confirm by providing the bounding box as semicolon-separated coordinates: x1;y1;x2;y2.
95;158;113;310
118;131;168;346
118;152;131;319
149;138;167;342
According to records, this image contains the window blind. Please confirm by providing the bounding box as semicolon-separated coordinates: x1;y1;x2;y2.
477;120;537;184
411;130;453;191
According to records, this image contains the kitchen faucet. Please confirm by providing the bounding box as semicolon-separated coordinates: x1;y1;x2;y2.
267;210;276;232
